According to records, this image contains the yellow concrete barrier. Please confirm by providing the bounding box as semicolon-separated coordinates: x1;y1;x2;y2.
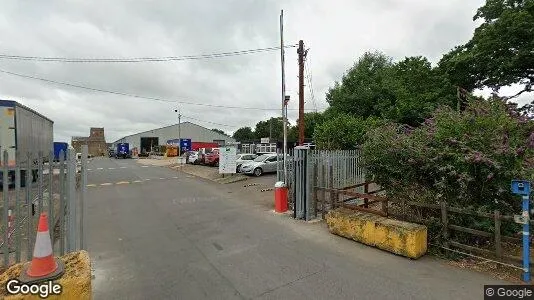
326;208;427;259
0;250;92;299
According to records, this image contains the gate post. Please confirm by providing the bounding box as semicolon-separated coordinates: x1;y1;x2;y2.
66;147;77;252
294;146;313;220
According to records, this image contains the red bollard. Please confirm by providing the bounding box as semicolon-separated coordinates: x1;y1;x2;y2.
274;181;288;213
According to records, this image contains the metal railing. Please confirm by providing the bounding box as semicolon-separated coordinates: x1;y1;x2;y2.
277;148;367;220
0;145;88;269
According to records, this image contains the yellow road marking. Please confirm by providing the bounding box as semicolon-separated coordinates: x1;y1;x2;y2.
116;181;130;185
100;183;112;186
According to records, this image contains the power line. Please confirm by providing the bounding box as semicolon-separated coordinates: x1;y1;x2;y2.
181;115;234;127
0;67;315;111
304;52;317;112
0;45;298;63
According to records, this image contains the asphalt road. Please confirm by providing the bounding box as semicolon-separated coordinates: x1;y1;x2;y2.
87;157;507;300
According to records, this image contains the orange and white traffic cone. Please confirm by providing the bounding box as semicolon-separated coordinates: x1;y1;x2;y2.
19;213;65;284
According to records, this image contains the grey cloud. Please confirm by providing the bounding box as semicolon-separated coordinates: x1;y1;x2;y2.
0;0;495;144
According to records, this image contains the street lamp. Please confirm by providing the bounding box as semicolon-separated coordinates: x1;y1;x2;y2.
174;108;182;159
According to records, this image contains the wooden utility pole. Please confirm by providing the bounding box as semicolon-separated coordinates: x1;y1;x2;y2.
297;40;306;145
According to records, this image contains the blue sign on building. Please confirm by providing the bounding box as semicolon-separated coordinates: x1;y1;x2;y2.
180;139;192;151
167;138;192;152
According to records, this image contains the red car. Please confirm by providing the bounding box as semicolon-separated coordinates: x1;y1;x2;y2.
204;149;220;167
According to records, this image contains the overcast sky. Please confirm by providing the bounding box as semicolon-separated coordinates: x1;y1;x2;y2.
0;0;531;144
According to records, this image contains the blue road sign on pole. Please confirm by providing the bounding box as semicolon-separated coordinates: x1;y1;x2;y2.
511;180;531;282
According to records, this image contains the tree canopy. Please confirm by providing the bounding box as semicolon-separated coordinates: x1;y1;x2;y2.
232;127;254;142
439;0;534;97
327;52;457;126
211;128;227;136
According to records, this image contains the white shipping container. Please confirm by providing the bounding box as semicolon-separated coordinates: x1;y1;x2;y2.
0;100;54;166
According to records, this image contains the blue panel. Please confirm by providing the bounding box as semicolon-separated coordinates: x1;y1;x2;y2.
511;180;531;196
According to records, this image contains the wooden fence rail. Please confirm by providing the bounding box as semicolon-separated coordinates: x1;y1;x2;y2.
315;183;532;268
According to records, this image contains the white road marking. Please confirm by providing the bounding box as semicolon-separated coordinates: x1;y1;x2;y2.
87;169;92;171
116;181;129;185
97;167;104;170
145;179;151;181
159;177;166;180
86;184;97;187
172;176;178;179
108;167;115;170
133;180;143;183
100;183;112;186
120;167;127;169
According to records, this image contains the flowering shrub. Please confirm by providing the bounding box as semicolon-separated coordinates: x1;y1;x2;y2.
362;98;534;214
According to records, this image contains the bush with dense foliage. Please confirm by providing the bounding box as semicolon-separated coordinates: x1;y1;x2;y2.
313;114;386;150
362;97;534;214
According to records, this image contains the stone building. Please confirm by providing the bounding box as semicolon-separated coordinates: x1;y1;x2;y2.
72;127;107;157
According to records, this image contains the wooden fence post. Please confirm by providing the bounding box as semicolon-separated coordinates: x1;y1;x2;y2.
381;199;388;217
363;182;369;208
441;201;449;248
495;210;502;259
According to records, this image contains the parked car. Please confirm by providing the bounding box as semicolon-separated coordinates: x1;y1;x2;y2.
205;149;220;167
239;153;279;176
236;153;257;172
187;151;199;164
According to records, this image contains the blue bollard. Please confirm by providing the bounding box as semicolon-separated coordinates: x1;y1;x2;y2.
512;180;531;282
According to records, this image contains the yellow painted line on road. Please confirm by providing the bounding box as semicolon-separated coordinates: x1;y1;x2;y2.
100;183;112;186
86;184;97;187
116;181;130;185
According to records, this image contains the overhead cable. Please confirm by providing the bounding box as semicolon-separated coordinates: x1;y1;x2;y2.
0;67;315;111
0;45;298;63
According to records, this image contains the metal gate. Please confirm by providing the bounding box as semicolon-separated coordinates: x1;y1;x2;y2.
0;145;88;269
277;147;367;220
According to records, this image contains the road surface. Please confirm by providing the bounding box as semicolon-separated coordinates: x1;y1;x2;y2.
87;157;506;299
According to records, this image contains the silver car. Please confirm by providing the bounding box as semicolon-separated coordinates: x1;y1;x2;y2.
236;153;257;172
239;153;279;176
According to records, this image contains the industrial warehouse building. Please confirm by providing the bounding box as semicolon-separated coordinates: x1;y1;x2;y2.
112;122;236;154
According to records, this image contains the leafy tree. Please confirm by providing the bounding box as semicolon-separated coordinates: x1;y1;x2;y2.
439;0;534;98
254;117;284;140
326;51;396;118
326;52;456;126
211;128;227;136
232;127;254;142
385;56;457;125
290;112;326;142
313;114;386;150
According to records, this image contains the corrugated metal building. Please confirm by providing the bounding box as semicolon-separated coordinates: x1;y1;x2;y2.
112;122;235;153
